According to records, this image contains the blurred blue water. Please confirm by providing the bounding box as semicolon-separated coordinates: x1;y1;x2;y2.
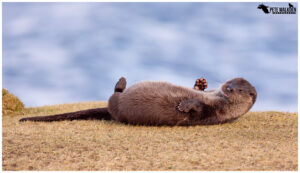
3;2;298;111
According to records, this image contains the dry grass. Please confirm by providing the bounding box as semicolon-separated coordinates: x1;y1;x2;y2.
2;88;24;116
2;101;298;171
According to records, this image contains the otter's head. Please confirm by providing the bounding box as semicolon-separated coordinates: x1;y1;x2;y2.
221;78;257;107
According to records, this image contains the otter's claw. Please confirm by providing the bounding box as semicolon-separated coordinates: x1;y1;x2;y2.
177;102;190;113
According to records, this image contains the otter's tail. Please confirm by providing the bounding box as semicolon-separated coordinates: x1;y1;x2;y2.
19;107;112;122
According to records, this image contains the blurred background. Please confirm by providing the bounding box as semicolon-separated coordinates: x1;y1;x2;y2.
3;2;298;111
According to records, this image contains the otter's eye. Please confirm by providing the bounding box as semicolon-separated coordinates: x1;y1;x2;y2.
238;89;243;92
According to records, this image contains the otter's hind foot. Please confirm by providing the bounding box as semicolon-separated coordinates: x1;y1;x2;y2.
114;77;127;93
194;78;207;91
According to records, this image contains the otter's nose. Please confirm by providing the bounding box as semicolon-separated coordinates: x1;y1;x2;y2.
226;87;233;92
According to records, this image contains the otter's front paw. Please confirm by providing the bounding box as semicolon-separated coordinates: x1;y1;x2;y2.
177;102;191;113
194;78;207;91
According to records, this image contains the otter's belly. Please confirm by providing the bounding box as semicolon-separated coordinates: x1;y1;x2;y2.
117;82;195;125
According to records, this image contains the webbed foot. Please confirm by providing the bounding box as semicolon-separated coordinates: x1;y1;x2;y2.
114;77;127;93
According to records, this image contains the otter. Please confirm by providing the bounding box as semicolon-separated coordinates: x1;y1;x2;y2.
19;77;257;126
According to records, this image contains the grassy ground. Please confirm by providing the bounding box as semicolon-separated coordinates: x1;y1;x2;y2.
2;101;298;171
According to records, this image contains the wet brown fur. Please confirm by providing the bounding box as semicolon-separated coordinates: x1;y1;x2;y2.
20;77;257;126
